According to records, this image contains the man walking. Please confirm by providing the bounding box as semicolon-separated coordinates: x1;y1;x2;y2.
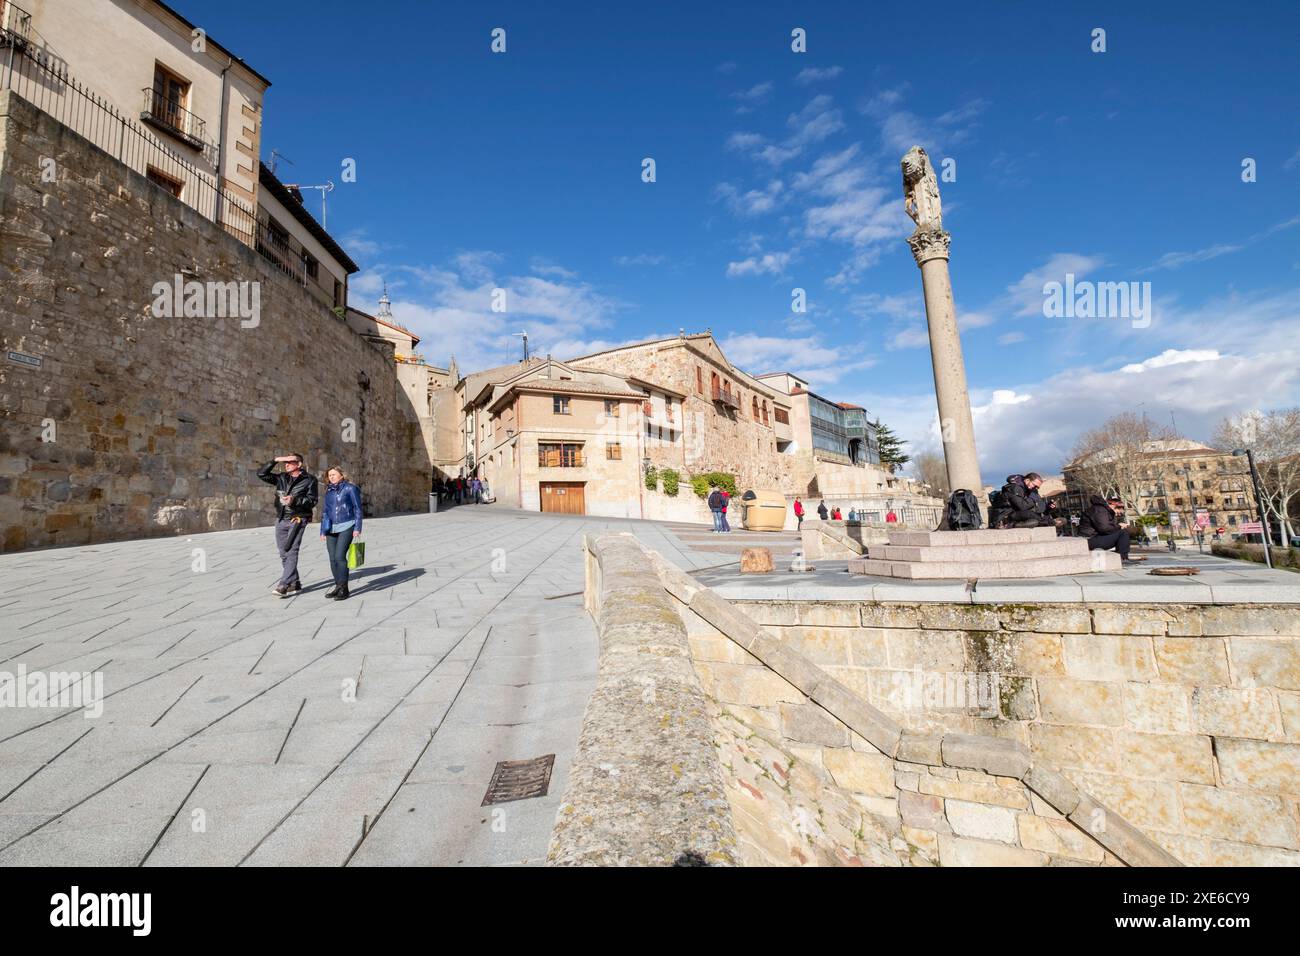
258;453;319;597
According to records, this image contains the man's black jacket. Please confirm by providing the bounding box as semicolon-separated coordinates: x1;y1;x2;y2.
258;461;319;521
1077;495;1122;538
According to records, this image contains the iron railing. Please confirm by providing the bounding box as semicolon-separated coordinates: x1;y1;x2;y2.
0;25;256;248
0;1;30;47
141;86;205;146
255;220;307;284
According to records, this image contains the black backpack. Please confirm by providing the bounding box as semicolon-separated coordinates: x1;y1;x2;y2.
986;488;1006;528
947;489;983;531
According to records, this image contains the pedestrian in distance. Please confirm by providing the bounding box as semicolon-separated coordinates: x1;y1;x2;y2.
793;496;804;530
258;453;318;598
720;489;732;532
817;500;829;521
707;486;724;533
320;466;363;600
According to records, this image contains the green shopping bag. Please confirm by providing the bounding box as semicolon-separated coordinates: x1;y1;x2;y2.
346;540;365;570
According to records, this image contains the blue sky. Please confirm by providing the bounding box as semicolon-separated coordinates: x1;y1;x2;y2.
195;0;1300;482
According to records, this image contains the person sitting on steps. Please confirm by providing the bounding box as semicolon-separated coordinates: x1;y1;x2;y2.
1078;495;1144;564
990;473;1054;528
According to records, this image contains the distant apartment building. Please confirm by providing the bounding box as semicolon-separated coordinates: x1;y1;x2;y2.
1063;439;1258;536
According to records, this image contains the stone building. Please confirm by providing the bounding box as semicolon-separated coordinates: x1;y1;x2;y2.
758;370;941;522
464;359;682;517
568;333;799;493
10;0;270;239
0;5;431;549
1063;439;1259;537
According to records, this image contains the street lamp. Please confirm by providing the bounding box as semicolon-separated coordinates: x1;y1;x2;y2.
1232;449;1273;569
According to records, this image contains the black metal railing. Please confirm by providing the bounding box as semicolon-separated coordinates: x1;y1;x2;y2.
0;29;256;248
254;220;307;284
0;1;30;47
141;86;205;146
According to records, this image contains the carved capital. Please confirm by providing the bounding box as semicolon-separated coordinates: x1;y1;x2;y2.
907;229;951;266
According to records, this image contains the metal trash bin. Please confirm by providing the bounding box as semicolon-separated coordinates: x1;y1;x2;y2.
741;489;787;531
429;493;439;514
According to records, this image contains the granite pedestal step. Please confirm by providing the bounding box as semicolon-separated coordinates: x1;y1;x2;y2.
849;550;1121;579
849;526;1122;579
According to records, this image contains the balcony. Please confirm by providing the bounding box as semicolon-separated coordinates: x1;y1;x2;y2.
538;444;585;468
254;220;307;286
711;384;741;410
0;1;31;48
140;87;206;149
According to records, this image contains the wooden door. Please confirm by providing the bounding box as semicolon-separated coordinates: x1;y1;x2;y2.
540;482;585;515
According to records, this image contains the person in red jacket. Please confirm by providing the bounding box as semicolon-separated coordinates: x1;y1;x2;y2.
832;507;843;520
793;496;805;530
719;490;732;532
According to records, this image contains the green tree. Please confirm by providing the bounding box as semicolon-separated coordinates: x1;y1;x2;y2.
872;419;911;472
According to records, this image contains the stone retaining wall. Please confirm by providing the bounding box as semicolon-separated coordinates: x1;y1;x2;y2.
0;91;429;551
738;599;1300;865
567;533;1184;866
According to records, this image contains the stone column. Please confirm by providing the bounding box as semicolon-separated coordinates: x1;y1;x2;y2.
907;229;984;500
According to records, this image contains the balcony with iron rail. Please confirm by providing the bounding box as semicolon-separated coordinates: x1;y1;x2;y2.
711;384;741;410
0;1;30;48
140;87;206;149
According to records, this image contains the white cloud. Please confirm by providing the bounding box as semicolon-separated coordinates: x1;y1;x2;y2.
615;253;665;267
1006;253;1105;316
726;251;793;278
886;326;930;350
1120;349;1221;374
795;66;843;85
720;332;876;385
1142;244;1242;272
715;179;785;217
998;331;1026;345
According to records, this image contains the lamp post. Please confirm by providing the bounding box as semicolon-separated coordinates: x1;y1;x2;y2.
1233;449;1273;569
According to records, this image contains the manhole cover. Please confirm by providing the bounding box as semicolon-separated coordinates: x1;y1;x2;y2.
1149;567;1199;576
481;754;556;805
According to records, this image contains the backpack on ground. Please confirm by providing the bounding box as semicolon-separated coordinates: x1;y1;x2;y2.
946;489;983;531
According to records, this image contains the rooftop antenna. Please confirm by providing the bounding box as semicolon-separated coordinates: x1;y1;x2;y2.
512;330;530;362
283;180;336;228
268;149;294;176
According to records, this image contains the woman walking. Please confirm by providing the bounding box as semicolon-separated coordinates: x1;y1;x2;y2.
320;466;362;601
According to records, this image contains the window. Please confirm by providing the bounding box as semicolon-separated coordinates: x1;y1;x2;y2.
762;402;769;425
665;397;674;423
752;396;759;419
150;63;191;132
1228;515;1237;525
302;253;319;280
604;399;619;418
606;442;622;460
553;395;570;415
538;442;583;467
146;166;183;197
696;366;704;394
1198;462;1207;469
774;408;789;425
333;279;344;308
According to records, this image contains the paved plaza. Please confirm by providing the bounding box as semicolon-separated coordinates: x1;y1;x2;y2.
0;507;726;867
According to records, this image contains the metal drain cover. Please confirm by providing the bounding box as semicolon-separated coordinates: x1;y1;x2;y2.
481;754;555;805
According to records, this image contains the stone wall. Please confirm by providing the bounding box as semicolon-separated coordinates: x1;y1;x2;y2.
739;599;1300;865
0;91;429;550
569;533;1182;866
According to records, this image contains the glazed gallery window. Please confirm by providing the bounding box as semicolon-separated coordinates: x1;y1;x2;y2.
539;442;583;467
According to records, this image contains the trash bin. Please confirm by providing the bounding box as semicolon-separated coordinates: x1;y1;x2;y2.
429;493;439;514
741;489;787;531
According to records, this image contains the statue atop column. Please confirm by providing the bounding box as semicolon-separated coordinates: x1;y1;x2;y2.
901;146;943;233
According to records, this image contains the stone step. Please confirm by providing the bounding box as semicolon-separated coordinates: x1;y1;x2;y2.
848;550;1122;579
870;538;1091;562
888;527;1060;547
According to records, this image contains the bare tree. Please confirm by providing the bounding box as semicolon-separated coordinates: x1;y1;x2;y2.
912;450;950;500
1066;413;1178;514
1214;408;1300;542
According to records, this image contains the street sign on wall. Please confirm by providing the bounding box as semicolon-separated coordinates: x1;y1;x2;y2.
1240;521;1263;533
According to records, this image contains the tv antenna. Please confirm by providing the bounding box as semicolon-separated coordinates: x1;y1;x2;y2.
268;149;294;175
284;180;336;228
512;330;530;362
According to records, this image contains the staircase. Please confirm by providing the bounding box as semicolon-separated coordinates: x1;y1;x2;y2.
848;526;1122;579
